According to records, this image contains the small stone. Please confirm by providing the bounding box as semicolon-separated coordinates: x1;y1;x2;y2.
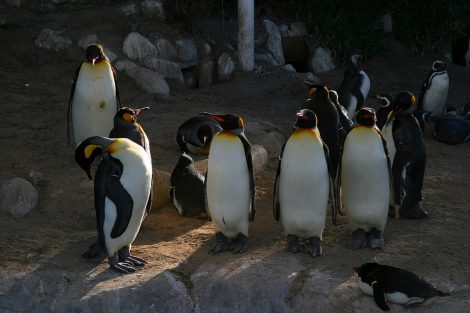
1;178;38;217
217;52;235;81
27;170;46;186
35;29;72;52
282;64;296;73
176;39;198;64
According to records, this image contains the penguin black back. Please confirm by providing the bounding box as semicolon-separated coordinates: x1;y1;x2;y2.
176;116;223;154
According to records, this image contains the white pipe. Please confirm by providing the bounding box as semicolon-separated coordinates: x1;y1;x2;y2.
238;0;254;71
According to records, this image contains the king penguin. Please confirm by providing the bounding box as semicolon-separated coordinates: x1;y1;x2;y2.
68;44;120;146
353;262;450;311
338;107;392;250
75;137;152;273
416;60;449;125
375;93;394;130
338;49;371;119
202;112;255;254
382;92;428;219
176;115;223;154
170;153;207;218
82;107;153;259
304;84;341;178
273;109;337;257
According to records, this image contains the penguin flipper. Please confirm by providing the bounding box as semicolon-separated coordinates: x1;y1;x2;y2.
67;63;83;145
322;140;337;224
203;170;211;220
112;66;121;109
273;141;287;221
176;133;189;153
374;127;395;214
238;133;256;222
106;175;134;239
417;72;432;110
372;281;391;311
336;136;345;216
352;87;365;113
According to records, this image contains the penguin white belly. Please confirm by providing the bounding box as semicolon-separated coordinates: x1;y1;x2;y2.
103;147;152;256
341;128;389;231
347;96;358;120
72;62;118;145
207;134;250;238
358;281;423;305
172;187;184;216
359;70;370;100
381;122;396;165
423;74;449;118
279;132;329;238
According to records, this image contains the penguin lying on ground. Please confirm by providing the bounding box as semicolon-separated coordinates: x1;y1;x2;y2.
273;109;337;257
338;49;370;119
170;153;207;218
338;108;392;250
353;262;450;311
68;44;120;146
82;107;153;259
202;112;255;254
375;94;394;130
433;106;470;145
75;137;152;273
304;84;341;178
416;60;449;128
382;92;428;219
176;115;223;154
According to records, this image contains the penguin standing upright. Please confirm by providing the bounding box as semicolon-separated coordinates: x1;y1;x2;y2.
170;153;207;218
68;44;120;146
433;106;470;144
176;116;223;154
338;49;370;119
416;60;449;125
202;113;255;254
82;107;153;259
382;92;428;219
273;109;337;256
353;262;450;311
375;93;394;130
304;84;341;178
75;137;152;273
328;89;353;143
339;108;391;250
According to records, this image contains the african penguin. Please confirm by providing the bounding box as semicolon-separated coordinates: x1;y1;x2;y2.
433;106;470;145
338;107;391;250
202;112;255;254
82;107;153;259
304;84;341;178
382;91;428;219
68;44;120;146
75;137;152;273
273;109;337;257
374;93;394;130
328;89;353;143
338;49;371;119
353;262;450;311
416;60;449;125
170;153;207;218
176;116;223;154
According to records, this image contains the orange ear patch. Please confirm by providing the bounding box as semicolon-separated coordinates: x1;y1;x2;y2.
308;87;317;96
123;113;133;123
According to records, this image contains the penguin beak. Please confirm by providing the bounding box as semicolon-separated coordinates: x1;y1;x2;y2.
92;57;99;66
135;107;150;116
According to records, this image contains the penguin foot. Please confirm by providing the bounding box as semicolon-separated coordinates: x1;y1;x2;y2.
401;203;428;219
108;255;137;274
82;241;104;259
351;229;368;250
118;246;146;267
286;234;303;253
210;232;230;254
231;233;248;254
305;237;322;257
369;228;385;250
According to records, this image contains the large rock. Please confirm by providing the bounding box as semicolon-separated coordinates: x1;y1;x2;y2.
126;66;170;96
77;34;98;49
114;59;137;72
153;37;178;62
143;57;184;82
310;47;335;73
217;52;235;81
198;57;213;88
1;177;38;217
35;29;72;52
176;39;198;64
122;32;157;62
141;0;165;19
152;169;171;209
245;121;285;156
255;48;280;66
262;20;285;66
251;145;268;173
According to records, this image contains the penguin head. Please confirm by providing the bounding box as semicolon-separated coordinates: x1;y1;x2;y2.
114;106;150;125
350;49;364;67
86;44;107;66
295;109;317;129
197;124;215;146
304;79;324;97
177;152;195;167
392;91;417;115
355;107;377;127
200;112;244;132
375;93;393;108
75;136;123;180
353;262;380;278
432;60;447;71
328;89;339;104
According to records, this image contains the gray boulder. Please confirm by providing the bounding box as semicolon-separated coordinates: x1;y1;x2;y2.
77;34;98;49
310;47;335;73
152;169;171;209
287;22;308;37
282;64;296;73
251;145;268;173
123;32;157;62
154;37;178;62
217;52;235;81
143;57;184;82
141;0;165;19
176;39;198;64
245;121;285;156
1;177;38;217
198;57;214;88
126;66;170;96
262;20;285;66
120;3;139;16
114;59;137;72
35;29;72;52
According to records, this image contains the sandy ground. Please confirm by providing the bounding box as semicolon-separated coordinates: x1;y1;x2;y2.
1;4;470;310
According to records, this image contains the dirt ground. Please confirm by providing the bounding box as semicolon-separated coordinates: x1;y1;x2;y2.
1;4;470;308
